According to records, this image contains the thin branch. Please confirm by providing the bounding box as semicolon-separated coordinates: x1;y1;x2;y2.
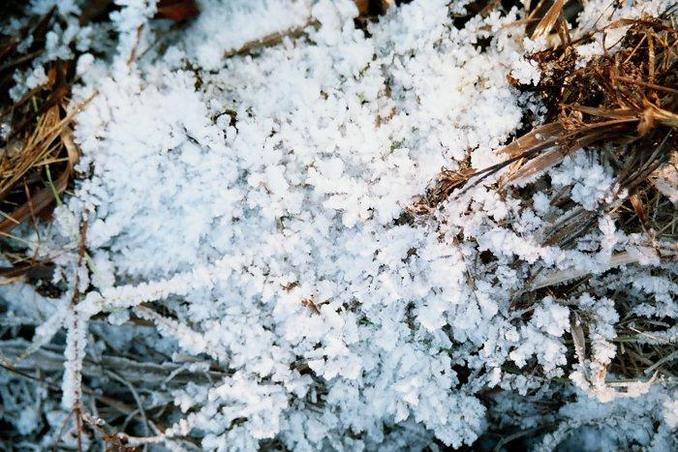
223;18;320;59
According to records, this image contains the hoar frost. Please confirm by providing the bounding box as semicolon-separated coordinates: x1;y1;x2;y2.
1;0;676;450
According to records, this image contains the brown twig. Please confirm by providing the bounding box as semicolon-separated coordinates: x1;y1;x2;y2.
223;18;320;59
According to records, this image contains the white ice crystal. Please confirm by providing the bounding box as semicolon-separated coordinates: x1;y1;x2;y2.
549;150;614;211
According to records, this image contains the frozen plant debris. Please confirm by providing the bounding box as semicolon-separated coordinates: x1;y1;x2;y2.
0;0;676;451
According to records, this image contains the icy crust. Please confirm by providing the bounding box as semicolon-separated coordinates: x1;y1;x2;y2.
2;0;676;450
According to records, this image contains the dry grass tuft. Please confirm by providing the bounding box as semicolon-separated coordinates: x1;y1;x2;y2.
507;12;677;250
413;9;677;234
513;10;677;383
0;8;81;280
506;12;677;186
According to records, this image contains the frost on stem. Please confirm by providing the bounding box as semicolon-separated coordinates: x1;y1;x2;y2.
61;307;88;411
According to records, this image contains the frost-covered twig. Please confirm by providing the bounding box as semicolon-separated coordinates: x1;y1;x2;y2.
223;18;320;59
528;250;656;290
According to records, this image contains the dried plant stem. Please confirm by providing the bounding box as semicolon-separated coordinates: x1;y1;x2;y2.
223;18;320;59
529;251;644;290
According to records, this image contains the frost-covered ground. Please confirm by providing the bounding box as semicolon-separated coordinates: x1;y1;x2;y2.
1;0;676;450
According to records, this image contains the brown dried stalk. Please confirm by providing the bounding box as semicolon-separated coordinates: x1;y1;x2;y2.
223;19;320;59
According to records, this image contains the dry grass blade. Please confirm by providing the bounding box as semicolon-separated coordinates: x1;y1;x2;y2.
571;312;587;367
410;166;477;213
529;251;641;290
504;118;637;185
628;193;647;225
530;0;564;40
500;122;565;158
223;18;320;59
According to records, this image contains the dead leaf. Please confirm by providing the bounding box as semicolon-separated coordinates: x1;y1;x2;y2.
155;0;200;21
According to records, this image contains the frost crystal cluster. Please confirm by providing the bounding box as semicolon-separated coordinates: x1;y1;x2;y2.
0;0;676;450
